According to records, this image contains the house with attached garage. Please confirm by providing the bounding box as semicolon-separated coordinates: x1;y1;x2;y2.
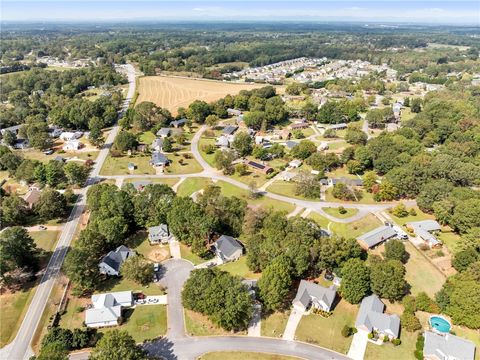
99;245;135;276
356;225;399;250
227;108;242;117
406;220;442;248
293;280;337;312
150;152;170;168
212;235;243;264
156;128;171;138
355;294;400;340
423;331;475;360
148;224;171;244
85;291;133;328
60;131;83;141
62;140;82;151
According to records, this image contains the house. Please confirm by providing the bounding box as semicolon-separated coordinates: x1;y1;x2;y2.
289;159;303;168
293;280;337;312
60;131;82;141
47;127;63;138
148;224;171;244
245;160;274;175
0;125;22;136
13;139;30;149
23;188;41;209
357;225;398;249
406;220;442;247
170;118;187;128
156;128;171;138
285;140;299;150
423;331;475;360
151;138;164;152
216;135;230;148
330;177;363;187
98;245;135;276
227;108;242;117
291;122;309;130
212;235;243;263
282;172;297;182
150;152;170;167
85;291;133;328
63;140;82;151
222;125;238;136
329;123;348;130
355;294;400;340
318;142;329;151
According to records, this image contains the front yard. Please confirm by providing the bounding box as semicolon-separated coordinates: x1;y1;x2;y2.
184;309;246;336
176;177;212;197
295;299;358;354
218;257;261;280
261;311;290;338
309;212;383;239
363;329;418;360
101;154;155;175
322;207;359;219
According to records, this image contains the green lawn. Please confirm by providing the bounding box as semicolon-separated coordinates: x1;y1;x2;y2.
388;206;435;226
30;230;60;252
261;312;290;338
326;166;360;180
184;309;243;336
231;170;270;188
114;305;167;342
199;352;301;360
218;257;261;279
180;243;206;265
123;177;179;187
217;181;295;213
96;277;165;296
326;140;348;151
176;177;213;197
138;131;156;144
16;148;98;163
325;188;378;204
364;330;418;360
165;153;203;174
198;137;217;167
437;229;462;254
404;242;445;297
267;181;314;200
295;299;358;354
101;154;155;175
309;212;383;239
322;207;359;219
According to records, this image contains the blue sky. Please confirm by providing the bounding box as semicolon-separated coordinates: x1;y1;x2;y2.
1;1;479;25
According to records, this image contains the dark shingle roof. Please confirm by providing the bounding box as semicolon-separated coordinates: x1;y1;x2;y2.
214;235;243;258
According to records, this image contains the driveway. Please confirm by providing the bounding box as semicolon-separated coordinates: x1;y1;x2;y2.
347;330;369;360
247;304;262;337
134;295;167;306
282;308;304;340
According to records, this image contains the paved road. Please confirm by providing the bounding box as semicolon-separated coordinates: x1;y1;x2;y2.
3;64;137;360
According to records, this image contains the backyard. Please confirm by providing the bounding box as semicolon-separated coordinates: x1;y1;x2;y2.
309;212;383;239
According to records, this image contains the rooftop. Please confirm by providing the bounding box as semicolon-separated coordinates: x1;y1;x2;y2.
424;331;475;360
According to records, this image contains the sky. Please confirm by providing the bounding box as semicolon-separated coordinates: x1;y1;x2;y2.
1;1;479;25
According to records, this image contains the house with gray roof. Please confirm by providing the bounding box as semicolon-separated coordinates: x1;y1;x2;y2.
329;123;348;130
212;235;243;264
151;138;164;152
0;124;22;136
148;224;171;244
407;220;442;247
285;140;299;150
357;225;398;249
99;245;135;276
424;331;475;360
156;128;171;138
222;125;239;136
151;152;170;167
293;280;337;312
85;291;133;328
355;294;400;339
227;108;242;117
216;135;230;148
170;118;187;128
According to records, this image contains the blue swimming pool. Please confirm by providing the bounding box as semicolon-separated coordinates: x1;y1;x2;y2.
430;316;451;333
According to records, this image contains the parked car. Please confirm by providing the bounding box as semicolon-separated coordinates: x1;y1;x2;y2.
38;225;47;230
43;149;54;155
153;263;160;272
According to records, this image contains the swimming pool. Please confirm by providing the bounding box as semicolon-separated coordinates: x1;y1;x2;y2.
430;316;451;333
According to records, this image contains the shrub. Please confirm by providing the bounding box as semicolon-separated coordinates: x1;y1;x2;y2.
402;295;417;313
338;206;347;214
383;335;390;342
401;311;422;332
391;203;409;218
74;306;84;313
392;338;401;346
202;144;216;154
368;333;374;339
409;208;417;216
341;325;351;338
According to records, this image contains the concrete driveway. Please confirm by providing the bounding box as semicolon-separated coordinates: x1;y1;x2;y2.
282;308;304;340
347;330;369;360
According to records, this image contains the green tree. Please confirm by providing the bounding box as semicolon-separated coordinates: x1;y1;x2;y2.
14;159;41;183
450;199;480;233
88;117;104;147
89;330;148;360
258;256;293;311
26;122;52;150
401;311;422;332
205;114;219;127
162;137;173;152
64;247;100;292
34;189;67;221
114;131;138;152
1;195;29;226
295;171;321;199
0;152;23;174
370;260;407;301
340;258;370;304
64;162;89;186
120;256;154;286
290;140;317;160
411;98;422;113
37;341;69;360
2;130;17;146
384;240;408;263
345;128;368;145
45;160;66;188
214;150;235;175
232;132;253;157
452;249;479;272
317;235;363;271
186;100;211;123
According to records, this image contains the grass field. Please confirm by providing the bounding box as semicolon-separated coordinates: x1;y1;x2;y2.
266;181;313;200
364;330;418;360
322;207;359;219
176;177;213;197
184;309;244;336
180;243;206;265
165;153;203;174
101;154;155;175
123;177;179;187
261;312;290;338
30;230;60;252
218;257;261;279
309;212;383;239
137;76;266;114
199;352;301;360
114;305;167;342
295;299;358;354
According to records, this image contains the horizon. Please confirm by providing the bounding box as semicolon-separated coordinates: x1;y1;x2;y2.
1;1;479;26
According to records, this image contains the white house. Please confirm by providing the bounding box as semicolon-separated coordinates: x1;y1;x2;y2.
423;331;475;360
62;140;82;151
289;159;303;168
355;295;400;340
293;280;337;312
98;245;135;276
85;291;133;328
148;224;171;244
60;131;82;141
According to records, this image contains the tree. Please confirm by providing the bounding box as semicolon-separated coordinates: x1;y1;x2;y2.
121;256;154;286
332;183;360;201
258;256;293;311
186;100;211;123
45;160;66;188
401;311;422;332
243;111;265;130
370;260;407;301
15;159;41;183
340;258;370;304
0;227;39;285
26;122;52;150
64;162;89;186
89;330;148;360
88;117;104;147
290;140;317;160
235;163;248;176
317;235;363;271
0;152;23;174
34;189;67;221
416;180;453;212
458;227;480;252
42;327;73;349
3;130;17;146
36;341;69;360
1;195;29;226
232;132;253;157
411;98;422;113
64;247;100;292
415;292;440;313
345;128;367;145
391;203;409;218
384;240;408;263
114;131;137;152
205;114;219;127
363;171;377;192
295;171;321;199
452;249;479;272
162;137;173;152
346;160;362;174
450;199;480;234
214;150;235;175
373;180;398;202
366;108;394;129
182;268;253;331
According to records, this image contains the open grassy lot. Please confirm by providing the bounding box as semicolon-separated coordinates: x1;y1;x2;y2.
198;137;217;167
388;206;435;226
309;212;383;239
184;309;243;336
17;148;98;163
217;181;295;213
112;305;167;342
124;177;179;187
176;177;213;197
295;299;358;354
266;181;312;201
437;229;462;254
180;243;206;265
325;188;378;204
404;242;445;297
165;153;203;174
136;76;266;114
101;154;155;175
218;257;261;280
326;166;360;180
199;352;302;360
322;207;359;219
261;311;290;338
138;131;156;144
30;230;60;252
364;330;418;360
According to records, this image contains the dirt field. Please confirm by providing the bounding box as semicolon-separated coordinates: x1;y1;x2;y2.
137;76;279;114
